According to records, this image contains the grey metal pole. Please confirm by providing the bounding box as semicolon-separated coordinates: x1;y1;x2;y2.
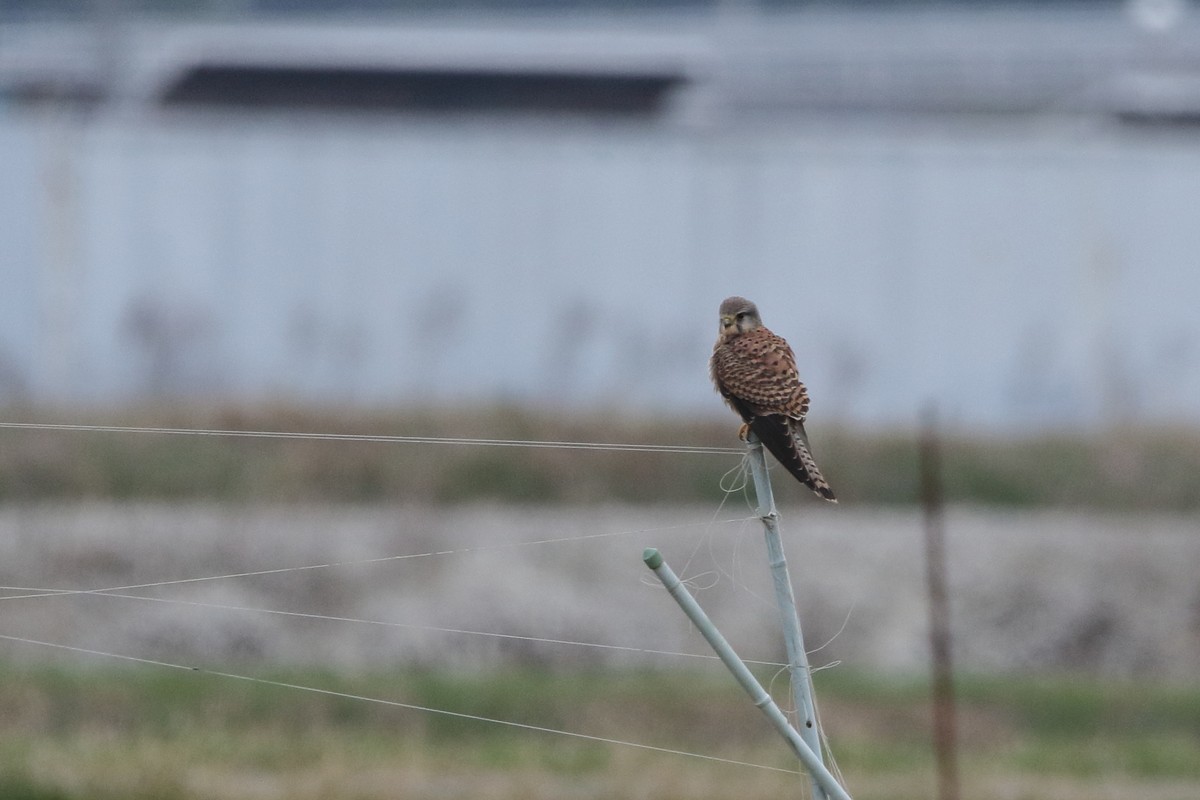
744;433;829;799
643;548;852;800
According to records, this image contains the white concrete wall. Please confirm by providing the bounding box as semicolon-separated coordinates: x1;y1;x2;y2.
3;111;1199;429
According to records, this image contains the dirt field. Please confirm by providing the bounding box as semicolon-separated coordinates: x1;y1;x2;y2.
2;502;1197;679
2;502;1198;800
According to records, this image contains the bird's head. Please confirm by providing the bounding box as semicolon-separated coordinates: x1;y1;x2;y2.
717;296;762;336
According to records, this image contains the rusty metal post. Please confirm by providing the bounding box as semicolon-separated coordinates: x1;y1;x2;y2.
920;408;961;800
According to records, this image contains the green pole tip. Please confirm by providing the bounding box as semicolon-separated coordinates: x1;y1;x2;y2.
642;548;663;569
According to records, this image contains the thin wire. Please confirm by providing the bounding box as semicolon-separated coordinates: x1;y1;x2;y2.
676;456;749;584
0;589;791;669
0;420;830;778
713;457;777;612
0;632;801;776
0;516;757;603
0;421;740;456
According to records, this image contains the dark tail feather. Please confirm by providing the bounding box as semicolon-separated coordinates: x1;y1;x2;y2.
749;415;838;503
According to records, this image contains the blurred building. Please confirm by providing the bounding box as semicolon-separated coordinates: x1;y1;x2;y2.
2;1;1199;429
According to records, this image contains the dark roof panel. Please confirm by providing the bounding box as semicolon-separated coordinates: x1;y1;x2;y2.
159;63;686;113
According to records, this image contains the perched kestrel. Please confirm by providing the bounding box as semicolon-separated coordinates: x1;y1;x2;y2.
710;296;837;502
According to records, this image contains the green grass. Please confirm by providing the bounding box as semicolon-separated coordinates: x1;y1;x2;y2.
1;662;1197;800
1;405;1199;509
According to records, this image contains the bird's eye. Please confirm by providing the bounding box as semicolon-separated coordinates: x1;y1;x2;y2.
736;312;746;320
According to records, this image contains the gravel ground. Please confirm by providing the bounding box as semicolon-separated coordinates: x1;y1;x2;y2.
1;502;1197;679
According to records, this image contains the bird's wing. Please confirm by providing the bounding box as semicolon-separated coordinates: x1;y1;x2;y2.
716;327;810;420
